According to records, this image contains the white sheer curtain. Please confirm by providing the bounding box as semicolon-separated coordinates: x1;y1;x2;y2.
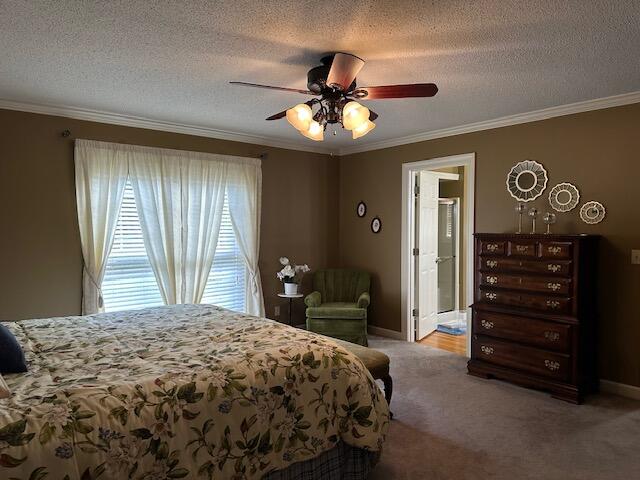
227;159;265;317
74;140;128;314
128;147;227;304
74;139;263;313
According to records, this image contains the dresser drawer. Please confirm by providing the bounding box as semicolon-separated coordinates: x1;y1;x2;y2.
540;241;573;259
473;311;571;352
507;240;537;257
480;288;571;314
480;240;506;255
472;335;570;381
480;272;572;295
479;256;572;276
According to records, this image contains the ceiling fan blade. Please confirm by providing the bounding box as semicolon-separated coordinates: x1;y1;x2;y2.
230;81;314;95
266;110;288;120
326;53;365;91
353;83;438;99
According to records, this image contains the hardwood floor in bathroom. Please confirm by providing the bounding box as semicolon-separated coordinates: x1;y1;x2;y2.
419;332;467;356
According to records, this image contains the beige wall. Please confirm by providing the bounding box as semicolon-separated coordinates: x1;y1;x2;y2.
0;108;339;325
2;103;639;388
339;103;640;387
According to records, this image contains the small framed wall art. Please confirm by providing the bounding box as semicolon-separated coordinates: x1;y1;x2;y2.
371;216;382;233
356;201;367;218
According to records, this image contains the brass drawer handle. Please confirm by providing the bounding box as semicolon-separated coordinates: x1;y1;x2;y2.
546;300;561;309
548;246;563;255
481;319;494;330
544;360;560;371
485;292;497;301
547;264;562;273
486;243;500;252
544;331;560;342
481;345;494;355
547;282;562;292
486;259;498;268
516;245;528;253
486;275;498;285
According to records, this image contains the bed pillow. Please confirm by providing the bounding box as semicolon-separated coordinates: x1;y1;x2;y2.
0;374;10;399
0;324;27;374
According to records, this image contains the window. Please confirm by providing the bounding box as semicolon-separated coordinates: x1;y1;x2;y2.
102;181;246;312
102;181;164;312
201;198;246;312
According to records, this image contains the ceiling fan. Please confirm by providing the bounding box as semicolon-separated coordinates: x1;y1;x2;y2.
230;52;438;141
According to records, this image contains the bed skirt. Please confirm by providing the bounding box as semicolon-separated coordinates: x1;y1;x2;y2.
263;442;380;480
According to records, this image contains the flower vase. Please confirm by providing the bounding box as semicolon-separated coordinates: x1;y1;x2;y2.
284;283;299;295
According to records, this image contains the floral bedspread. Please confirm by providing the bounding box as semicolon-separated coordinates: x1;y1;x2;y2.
0;305;389;479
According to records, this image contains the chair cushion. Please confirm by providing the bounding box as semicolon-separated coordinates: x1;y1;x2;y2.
0;324;27;374
306;303;366;319
332;338;390;379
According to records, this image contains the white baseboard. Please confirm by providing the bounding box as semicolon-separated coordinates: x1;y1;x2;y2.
368;325;405;340
600;380;640;401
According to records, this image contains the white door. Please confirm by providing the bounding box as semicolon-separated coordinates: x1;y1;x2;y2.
415;171;439;340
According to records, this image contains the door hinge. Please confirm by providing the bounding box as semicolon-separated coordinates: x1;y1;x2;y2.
412;308;418;317
414;184;420;196
413;247;419;256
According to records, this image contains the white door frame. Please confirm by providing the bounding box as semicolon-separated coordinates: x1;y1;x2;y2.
401;153;476;356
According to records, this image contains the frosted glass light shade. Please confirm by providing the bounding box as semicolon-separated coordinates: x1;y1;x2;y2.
342;101;370;131
286;104;313;131
352;120;376;139
300;120;324;141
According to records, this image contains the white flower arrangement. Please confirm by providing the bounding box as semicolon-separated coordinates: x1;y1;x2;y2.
276;257;310;284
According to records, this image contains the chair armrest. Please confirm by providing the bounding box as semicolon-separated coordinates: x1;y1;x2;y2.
304;291;322;308
357;292;370;309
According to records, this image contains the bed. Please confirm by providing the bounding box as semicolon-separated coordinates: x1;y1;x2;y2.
0;304;389;479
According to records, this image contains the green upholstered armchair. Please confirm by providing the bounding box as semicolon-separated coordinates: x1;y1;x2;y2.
304;269;371;346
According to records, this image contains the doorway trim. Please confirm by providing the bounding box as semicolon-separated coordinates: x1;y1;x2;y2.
401;153;476;355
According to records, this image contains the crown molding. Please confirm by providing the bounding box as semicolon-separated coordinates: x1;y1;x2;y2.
2;90;639;157
337;90;640;156
0;98;334;155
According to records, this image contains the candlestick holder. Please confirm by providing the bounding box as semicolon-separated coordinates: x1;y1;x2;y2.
528;207;539;234
515;203;526;233
543;212;557;234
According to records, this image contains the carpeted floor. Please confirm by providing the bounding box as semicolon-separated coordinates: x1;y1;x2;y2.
367;336;640;480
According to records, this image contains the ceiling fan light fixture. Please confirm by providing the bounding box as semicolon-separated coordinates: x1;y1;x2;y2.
286;103;313;131
300;120;324;141
342;101;370;130
352;120;376;139
233;53;438;143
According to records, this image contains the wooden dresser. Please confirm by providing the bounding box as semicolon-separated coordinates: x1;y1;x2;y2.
467;233;599;403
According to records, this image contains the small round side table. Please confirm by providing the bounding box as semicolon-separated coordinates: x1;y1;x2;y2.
277;293;304;326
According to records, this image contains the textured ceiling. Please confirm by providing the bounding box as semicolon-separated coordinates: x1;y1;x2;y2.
1;0;639;153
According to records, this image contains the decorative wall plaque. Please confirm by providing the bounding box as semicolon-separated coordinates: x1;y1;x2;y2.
506;160;548;202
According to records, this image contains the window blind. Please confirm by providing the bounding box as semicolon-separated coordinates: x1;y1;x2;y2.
102;181;164;311
102;181;246;312
201;196;246;312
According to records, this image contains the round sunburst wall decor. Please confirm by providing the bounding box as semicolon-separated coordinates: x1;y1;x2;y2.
506;160;548;202
548;182;580;212
580;201;606;224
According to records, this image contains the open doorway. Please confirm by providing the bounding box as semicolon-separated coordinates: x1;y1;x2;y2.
401;153;475;356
